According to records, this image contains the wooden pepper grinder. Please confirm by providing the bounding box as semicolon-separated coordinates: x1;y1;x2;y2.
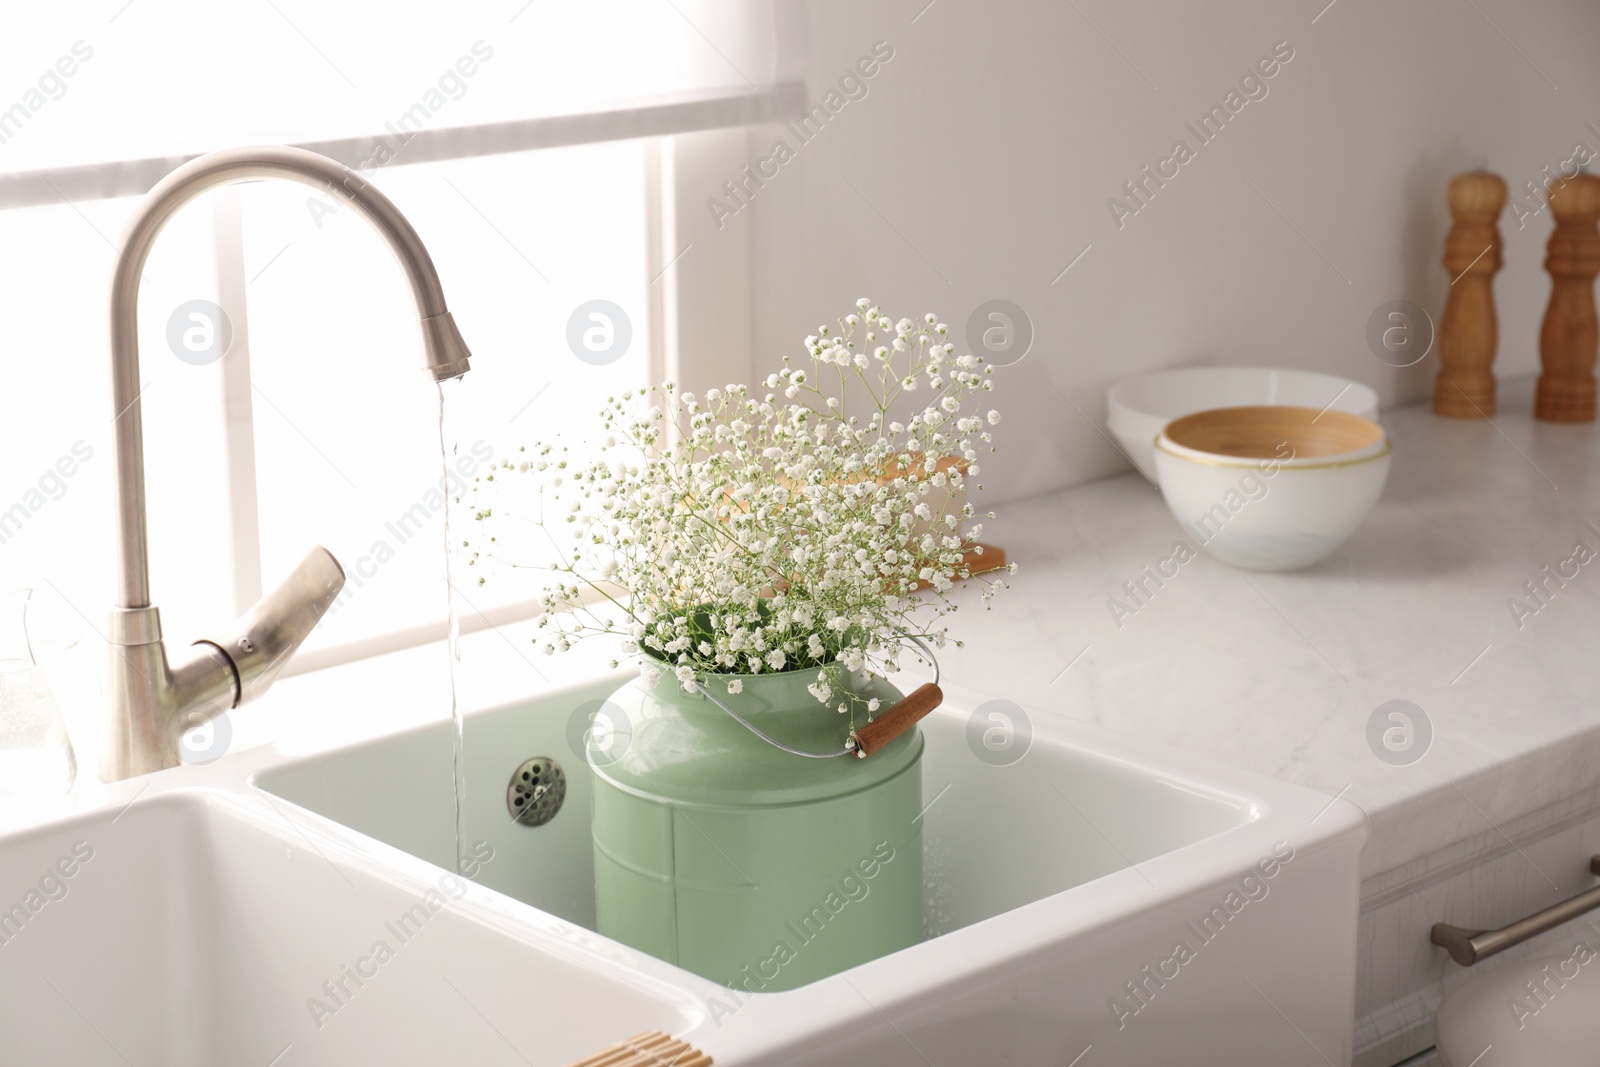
1435;169;1507;417
1537;172;1600;422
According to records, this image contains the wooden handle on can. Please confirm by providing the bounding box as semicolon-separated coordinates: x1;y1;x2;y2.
852;683;943;758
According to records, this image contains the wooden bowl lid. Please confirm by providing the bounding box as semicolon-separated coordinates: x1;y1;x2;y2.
1163;405;1384;460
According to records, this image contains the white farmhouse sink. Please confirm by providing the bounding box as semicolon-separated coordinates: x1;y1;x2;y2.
0;786;696;1065
250;672;1368;1065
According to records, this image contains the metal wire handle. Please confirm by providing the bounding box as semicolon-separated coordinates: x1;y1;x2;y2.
689;634;942;760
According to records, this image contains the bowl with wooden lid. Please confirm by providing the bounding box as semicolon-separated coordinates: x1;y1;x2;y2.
1108;366;1378;484
1154;405;1391;571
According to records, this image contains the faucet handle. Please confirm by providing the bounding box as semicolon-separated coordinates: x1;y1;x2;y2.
197;546;345;706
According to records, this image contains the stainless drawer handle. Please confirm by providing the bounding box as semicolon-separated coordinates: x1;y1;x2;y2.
1431;855;1600;966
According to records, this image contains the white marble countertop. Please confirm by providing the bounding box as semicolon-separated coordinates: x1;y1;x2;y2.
938;374;1600;879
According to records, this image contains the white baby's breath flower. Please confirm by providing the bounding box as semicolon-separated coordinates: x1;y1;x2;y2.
470;297;1012;713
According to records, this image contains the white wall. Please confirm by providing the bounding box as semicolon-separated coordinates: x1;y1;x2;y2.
678;0;1600;504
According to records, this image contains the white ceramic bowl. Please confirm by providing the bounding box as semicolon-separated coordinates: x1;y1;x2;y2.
1153;406;1391;571
1108;367;1379;484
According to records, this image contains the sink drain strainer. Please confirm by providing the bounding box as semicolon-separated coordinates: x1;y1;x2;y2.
506;757;566;827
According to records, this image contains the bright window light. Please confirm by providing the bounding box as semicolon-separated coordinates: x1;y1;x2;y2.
0;0;797;672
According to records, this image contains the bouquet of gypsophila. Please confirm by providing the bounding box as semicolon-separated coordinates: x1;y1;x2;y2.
470;299;1014;725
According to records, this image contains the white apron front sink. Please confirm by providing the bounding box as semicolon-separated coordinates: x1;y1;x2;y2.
253;672;1367;1065
0;787;696;1066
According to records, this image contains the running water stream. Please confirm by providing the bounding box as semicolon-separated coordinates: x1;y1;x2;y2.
439;382;468;877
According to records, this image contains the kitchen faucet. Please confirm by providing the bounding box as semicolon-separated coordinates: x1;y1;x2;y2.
101;146;471;782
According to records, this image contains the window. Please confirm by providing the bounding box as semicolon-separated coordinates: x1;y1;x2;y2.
0;2;803;669
246;142;653;661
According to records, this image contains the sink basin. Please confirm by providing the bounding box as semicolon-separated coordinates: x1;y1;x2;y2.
256;672;1368;1065
0;787;697;1066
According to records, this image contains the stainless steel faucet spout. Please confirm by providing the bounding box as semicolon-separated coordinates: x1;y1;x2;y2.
101;146;471;782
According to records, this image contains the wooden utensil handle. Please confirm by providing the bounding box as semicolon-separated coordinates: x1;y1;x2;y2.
563;1031;712;1067
853;683;943;758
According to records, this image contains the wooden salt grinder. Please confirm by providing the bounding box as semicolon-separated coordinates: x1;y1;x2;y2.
1537;173;1600;422
1435;171;1507;417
